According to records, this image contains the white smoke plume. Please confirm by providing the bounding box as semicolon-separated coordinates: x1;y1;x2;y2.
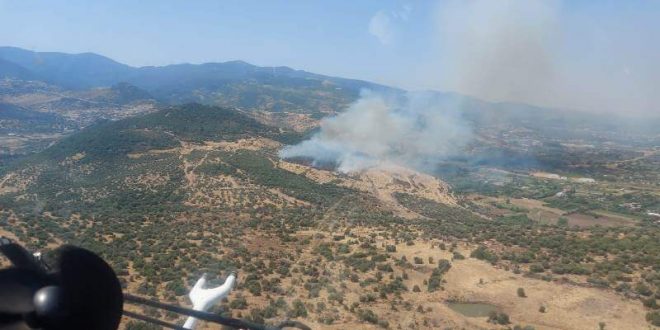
279;90;471;173
281;0;660;172
280;1;555;172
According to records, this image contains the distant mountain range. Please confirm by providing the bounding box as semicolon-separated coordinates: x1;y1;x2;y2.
0;47;134;88
1;46;657;147
0;46;386;90
0;46;395;114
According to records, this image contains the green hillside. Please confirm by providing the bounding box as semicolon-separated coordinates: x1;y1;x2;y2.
0;103;365;233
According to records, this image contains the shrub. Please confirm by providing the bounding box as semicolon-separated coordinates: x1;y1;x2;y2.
229;294;248;309
288;299;308;318
530;263;544;273
437;259;452;273
357;309;379;324
488;311;510;325
513;326;536;330
427;269;445;292
643;298;658;309
470;246;498;264
635;282;653;296
248;308;265;323
246;280;262;296
647;311;660;326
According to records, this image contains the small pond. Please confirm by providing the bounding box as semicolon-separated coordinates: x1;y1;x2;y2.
447;302;499;317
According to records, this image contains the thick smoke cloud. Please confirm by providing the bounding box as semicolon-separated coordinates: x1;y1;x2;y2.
279;90;471;172
427;0;660;116
433;0;560;109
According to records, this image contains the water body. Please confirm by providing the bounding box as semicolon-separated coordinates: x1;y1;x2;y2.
447;302;499;317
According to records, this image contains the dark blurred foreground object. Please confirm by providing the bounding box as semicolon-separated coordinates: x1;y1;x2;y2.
0;237;123;330
0;237;310;330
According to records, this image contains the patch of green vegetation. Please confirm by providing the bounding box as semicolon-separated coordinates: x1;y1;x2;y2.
41;123;177;161
222;150;352;206
428;260;451;292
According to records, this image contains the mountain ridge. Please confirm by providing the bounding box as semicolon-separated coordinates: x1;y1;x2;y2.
4;46;658;125
0;46;393;94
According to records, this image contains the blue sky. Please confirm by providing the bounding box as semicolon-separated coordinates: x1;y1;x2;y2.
0;1;432;86
0;0;658;115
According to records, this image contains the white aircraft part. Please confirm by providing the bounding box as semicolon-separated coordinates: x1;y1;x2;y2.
183;272;237;329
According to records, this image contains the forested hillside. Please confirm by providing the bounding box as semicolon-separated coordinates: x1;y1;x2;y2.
1;103;658;329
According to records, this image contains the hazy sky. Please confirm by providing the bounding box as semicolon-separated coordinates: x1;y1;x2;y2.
1;0;658;115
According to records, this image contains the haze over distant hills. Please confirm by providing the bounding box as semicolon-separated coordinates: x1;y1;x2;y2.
0;45;658;164
2;46;657;131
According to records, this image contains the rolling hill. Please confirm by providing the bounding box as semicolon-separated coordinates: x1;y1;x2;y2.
1;103;454;222
0;103;658;329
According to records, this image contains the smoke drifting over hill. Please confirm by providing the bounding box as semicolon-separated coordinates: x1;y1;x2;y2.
279;1;555;172
280;0;660;172
279;90;471;172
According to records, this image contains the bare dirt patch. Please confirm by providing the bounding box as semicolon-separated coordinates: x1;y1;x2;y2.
443;258;648;330
204;138;281;152
246;111;319;132
278;161;456;218
565;212;637;228
383;240;649;330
